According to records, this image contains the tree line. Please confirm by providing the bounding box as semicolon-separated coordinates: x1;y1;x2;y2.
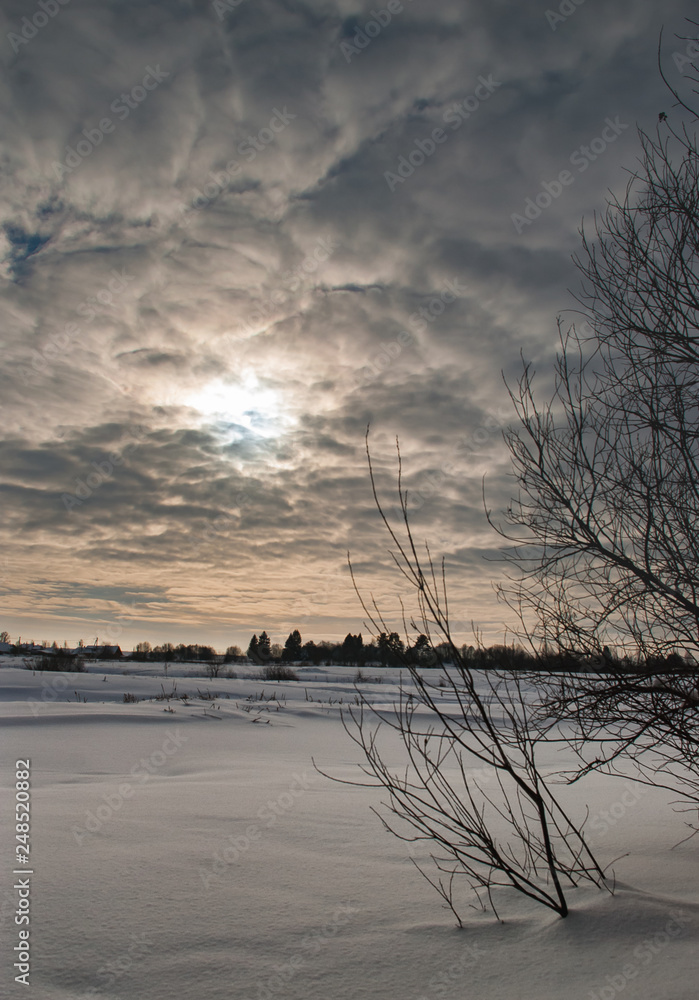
4;627;694;672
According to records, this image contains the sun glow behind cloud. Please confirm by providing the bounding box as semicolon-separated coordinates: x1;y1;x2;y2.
182;375;292;438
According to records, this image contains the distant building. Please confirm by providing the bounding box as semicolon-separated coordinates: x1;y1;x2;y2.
70;645;122;659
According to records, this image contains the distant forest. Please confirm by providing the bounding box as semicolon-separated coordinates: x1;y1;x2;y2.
4;627;693;673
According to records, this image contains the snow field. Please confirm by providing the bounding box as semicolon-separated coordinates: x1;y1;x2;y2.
1;659;698;998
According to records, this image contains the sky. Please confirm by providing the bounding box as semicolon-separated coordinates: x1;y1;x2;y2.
0;0;697;651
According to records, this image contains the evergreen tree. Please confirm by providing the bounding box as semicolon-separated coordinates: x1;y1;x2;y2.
410;633;436;666
247;634;259;660
257;631;271;660
282;629;303;661
378;632;404;666
341;632;364;664
301;639;322;664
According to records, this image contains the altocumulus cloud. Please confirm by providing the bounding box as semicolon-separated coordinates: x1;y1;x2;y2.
0;0;695;647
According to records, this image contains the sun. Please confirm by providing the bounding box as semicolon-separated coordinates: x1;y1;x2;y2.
182;374;289;438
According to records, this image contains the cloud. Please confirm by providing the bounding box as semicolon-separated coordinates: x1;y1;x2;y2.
0;0;696;646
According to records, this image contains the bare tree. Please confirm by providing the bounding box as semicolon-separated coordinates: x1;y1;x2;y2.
487;33;699;804
528;663;699;806
319;435;608;922
328;29;699;915
491;129;699;661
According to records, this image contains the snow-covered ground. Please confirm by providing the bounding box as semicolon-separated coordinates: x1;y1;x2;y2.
1;655;698;999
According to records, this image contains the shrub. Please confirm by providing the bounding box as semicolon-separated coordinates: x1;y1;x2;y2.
262;664;299;681
31;653;86;672
332;431;608;922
